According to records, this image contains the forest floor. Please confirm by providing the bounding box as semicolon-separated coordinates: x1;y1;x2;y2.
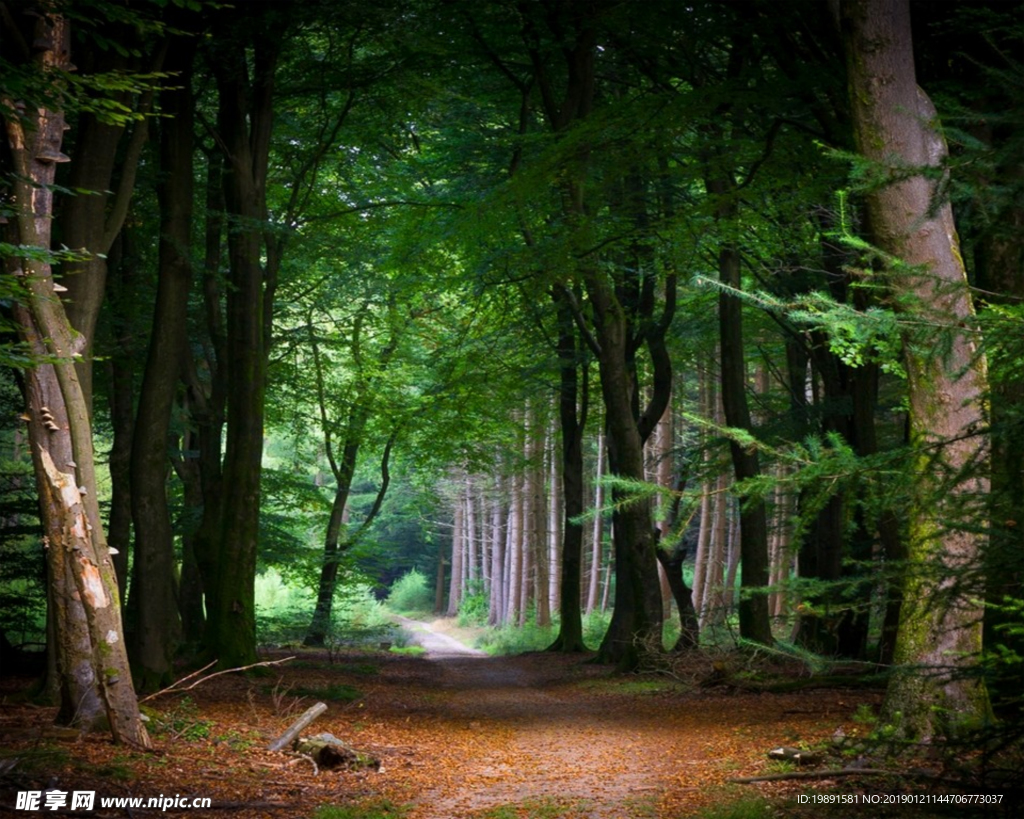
0;620;1013;819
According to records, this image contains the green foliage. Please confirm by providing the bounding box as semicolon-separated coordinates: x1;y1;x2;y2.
385;569;434;615
255;570;396;646
583;611;612;650
457;580;489;627
476;620;557;656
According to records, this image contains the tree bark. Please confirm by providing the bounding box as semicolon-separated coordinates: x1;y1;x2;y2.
3;10;148;746
842;0;991;738
127;37;195;689
711;187;774;647
203;20;280;668
548;297;587;651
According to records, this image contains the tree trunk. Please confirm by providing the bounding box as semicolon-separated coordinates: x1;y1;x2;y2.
842;0;991;738
3;10;148;746
549;298;587;651
103;232;135;597
586;431;605;615
712;193;773;647
127;38;195;689
446;486;464;617
204;23;280;668
488;486;505;625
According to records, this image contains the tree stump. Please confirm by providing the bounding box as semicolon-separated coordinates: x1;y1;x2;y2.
294;732;380;770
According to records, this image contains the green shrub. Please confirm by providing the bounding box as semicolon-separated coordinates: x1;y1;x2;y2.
476;620;557;655
582;610;611;650
385;569;433;615
457;580;489;626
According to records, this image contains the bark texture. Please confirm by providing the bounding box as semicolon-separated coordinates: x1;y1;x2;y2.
841;0;990;738
3;9;149;746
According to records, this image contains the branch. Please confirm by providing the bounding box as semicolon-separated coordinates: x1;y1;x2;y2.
140;656;295;703
268;701;328;751
554;283;601;358
728;768;908;784
101;42;168;252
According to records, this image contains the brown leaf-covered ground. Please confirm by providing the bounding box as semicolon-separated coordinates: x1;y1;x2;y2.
0;620;980;819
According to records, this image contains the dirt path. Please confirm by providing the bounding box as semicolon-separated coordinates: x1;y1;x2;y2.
392;615;488;658
378;619;860;818
0;624;874;819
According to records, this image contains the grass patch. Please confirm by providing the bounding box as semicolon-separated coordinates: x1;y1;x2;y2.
313;798;409;819
389;645;426;656
291;682;363;703
338;662;380;676
697;792;774;819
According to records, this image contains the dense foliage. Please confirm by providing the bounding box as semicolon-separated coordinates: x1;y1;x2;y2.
1;0;1022;756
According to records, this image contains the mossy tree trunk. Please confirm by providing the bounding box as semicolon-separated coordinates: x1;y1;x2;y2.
841;0;991;739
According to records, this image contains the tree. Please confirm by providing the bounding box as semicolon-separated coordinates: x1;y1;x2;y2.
1;5;148;746
841;0;991;738
199;6;283;667
126;29;196;690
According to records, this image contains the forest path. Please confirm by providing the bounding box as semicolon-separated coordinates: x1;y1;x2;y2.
0;631;868;819
371;620;859;818
392;615;488;658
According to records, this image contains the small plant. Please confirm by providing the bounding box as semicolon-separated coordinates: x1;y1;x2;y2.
151;697;214;741
389;645;426;656
852;702;876;725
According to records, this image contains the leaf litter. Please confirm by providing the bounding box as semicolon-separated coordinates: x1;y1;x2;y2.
0;634;876;818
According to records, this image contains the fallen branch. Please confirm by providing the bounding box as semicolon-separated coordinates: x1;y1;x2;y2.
728;768;898;784
141;657;296;704
268;702;328;751
286;752;319;776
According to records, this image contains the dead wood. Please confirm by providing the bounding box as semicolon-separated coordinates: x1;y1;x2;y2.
728;768;898;783
293;732;380;771
141;656;296;704
268;702;328;751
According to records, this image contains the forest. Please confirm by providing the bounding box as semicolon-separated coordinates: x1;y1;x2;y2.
1;0;1023;816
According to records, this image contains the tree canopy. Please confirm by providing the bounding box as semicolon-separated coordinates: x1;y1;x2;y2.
1;0;1023;753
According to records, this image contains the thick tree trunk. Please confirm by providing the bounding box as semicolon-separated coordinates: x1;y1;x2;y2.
104;232;135;596
588;275;664;668
127;39;195;689
3;11;148;746
842;0;991;738
204;25;279;668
